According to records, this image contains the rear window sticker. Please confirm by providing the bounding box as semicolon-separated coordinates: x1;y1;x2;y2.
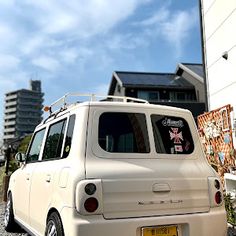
169;127;183;144
184;140;191;151
175;145;183;152
162;118;184;128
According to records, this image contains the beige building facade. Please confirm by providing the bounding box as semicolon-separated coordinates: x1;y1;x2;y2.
201;0;236;110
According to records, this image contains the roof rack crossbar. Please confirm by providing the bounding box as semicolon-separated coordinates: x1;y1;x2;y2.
46;93;149;115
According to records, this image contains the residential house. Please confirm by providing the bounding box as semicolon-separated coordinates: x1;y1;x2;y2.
108;63;206;119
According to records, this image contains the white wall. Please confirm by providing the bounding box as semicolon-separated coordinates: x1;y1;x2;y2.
202;0;236;111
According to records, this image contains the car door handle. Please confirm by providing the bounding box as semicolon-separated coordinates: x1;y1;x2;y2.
46;175;51;183
152;183;171;193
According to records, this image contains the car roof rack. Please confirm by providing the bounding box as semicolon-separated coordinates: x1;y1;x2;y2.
44;93;149;116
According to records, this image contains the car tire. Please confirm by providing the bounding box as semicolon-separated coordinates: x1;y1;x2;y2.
4;193;17;232
45;212;64;236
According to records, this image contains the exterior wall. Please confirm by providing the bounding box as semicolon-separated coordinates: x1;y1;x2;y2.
180;71;205;103
3;81;44;143
201;0;236;111
113;83;125;97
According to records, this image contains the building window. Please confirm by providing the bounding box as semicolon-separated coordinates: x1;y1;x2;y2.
170;91;195;101
138;91;160;102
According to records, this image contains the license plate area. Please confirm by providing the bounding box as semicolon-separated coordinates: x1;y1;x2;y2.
141;225;178;236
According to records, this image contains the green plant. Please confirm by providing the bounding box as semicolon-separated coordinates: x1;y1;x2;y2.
18;134;32;153
225;193;236;225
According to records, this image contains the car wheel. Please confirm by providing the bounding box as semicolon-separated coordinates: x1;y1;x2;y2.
45;212;64;236
4;193;17;232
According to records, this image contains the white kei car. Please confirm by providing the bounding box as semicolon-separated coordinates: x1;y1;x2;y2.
5;94;227;236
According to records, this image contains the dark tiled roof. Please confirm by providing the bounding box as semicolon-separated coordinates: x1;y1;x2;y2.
115;71;194;88
182;63;204;78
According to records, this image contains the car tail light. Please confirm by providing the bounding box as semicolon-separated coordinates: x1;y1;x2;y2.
215;191;222;205
214;179;220;190
76;179;103;215
208;177;223;207
85;183;97;195
84;197;99;212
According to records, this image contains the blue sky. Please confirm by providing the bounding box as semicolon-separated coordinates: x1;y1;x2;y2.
0;0;202;134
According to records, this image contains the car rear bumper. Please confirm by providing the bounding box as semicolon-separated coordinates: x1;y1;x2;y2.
60;206;227;236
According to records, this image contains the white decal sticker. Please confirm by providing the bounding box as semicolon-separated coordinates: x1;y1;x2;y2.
169;128;183;144
162;118;184;128
175;145;183;152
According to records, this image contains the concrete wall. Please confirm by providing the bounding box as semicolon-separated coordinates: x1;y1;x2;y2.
202;0;236;110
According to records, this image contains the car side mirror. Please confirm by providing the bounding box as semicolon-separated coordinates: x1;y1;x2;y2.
15;152;26;162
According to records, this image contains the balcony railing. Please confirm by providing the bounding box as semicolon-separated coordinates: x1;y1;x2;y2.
4;128;16;133
5;101;17;107
3;134;16;140
4;114;16;119
4;121;16;126
4;107;17;113
5;94;17;101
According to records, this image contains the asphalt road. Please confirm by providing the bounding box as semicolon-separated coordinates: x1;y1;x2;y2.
0;202;236;236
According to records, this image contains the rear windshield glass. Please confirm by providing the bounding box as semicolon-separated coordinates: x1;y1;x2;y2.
151;115;194;154
99;112;150;153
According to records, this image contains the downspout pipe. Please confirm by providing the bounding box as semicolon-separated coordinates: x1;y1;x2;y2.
199;0;209;112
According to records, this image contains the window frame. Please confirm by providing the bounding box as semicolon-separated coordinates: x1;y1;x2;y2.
91;109;153;159
26;128;46;163
91;107;197;159
151;114;195;155
62;114;76;158
42;118;67;161
98;112;150;154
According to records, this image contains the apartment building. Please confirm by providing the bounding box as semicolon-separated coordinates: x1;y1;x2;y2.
3;80;44;144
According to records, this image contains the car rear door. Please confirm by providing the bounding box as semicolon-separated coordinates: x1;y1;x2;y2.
85;106;212;219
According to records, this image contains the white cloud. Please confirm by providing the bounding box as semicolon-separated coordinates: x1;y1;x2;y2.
21;36;45;55
32;56;60;72
0;76;17;92
107;34;148;50
0;23;14;39
161;8;198;56
59;48;79;64
137;7;169;26
21;0;151;37
134;6;198;57
0;22;17;52
0;54;20;71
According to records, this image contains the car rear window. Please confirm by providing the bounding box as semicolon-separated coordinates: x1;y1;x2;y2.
99;112;150;153
151;115;194;154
